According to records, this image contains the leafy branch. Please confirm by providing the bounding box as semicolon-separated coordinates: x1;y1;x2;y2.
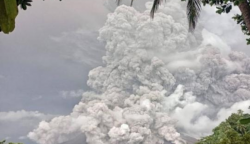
196;110;250;144
0;140;23;144
202;0;250;44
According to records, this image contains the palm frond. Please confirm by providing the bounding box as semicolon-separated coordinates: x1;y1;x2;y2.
130;0;134;6
202;0;224;5
116;0;122;5
150;0;165;18
187;0;201;32
214;0;223;4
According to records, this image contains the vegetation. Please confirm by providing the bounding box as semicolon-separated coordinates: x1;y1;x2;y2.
0;0;32;34
196;110;250;144
1;0;250;44
0;0;18;34
118;0;250;45
201;0;250;45
0;140;23;144
240;114;250;125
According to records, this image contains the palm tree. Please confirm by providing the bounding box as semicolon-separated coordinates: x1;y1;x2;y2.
151;0;250;34
152;0;250;32
116;0;202;31
116;0;250;37
0;140;23;144
0;0;18;34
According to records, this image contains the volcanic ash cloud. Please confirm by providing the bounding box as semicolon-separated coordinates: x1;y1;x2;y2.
28;2;250;144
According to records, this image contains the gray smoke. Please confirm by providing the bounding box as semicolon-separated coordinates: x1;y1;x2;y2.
28;1;250;144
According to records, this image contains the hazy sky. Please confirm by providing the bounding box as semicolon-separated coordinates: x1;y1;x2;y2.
0;0;107;143
0;0;249;144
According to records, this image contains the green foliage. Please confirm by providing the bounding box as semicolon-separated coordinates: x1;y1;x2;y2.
0;0;18;34
0;0;65;33
201;0;250;44
196;110;250;144
16;0;32;10
0;0;32;34
165;0;250;44
0;140;23;144
232;14;250;44
240;114;250;125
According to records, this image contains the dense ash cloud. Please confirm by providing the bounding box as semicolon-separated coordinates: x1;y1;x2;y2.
28;1;250;144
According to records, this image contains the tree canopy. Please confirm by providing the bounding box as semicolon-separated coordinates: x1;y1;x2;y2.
1;0;250;44
152;0;250;44
126;0;250;44
196;110;250;144
201;0;250;45
0;140;23;144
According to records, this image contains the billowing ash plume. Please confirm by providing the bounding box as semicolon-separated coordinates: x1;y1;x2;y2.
28;1;250;144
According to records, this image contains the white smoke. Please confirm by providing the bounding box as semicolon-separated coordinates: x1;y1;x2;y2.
28;1;250;144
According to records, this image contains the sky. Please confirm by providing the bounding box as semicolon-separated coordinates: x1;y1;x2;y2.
0;0;249;144
0;0;107;143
